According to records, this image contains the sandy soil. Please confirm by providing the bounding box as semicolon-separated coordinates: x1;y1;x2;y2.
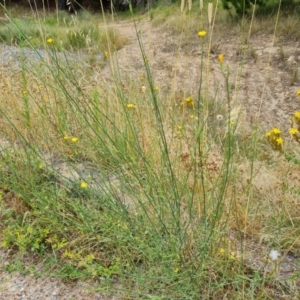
1;15;300;299
99;19;300;129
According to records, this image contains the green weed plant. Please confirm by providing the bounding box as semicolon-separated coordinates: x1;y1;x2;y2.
0;2;299;299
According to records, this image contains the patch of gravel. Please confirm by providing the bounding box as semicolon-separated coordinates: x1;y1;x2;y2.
0;44;102;70
0;250;118;300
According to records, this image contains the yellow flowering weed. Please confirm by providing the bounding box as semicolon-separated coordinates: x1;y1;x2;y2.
71;137;78;143
289;128;299;135
81;182;88;188
126;103;135;109
218;54;224;64
265;131;272;137
294;111;300;120
265;127;284;152
272;128;281;135
275;137;283;145
185;96;194;109
198;30;207;37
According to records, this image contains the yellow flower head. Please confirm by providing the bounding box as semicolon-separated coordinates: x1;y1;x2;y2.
184;96;194;109
154;86;159;91
219;248;225;254
294;111;300;119
265;131;272;137
218;54;224;64
296;89;300;96
22;90;28;95
104;51;109;58
289;128;299;135
230;121;235;126
126;103;135;109
71;137;78;143
275;137;283;145
272;128;281;135
47;38;54;44
198;30;207;37
81;182;88;188
174;268;179;273
190;115;195;119
177;125;183;130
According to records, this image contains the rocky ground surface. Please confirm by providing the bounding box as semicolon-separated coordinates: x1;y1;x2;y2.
1;13;300;299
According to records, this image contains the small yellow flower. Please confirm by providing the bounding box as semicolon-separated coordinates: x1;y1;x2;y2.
218;54;224;64
174;268;179;273
185;96;194;109
265;131;272;137
38;85;43;89
64;136;69;140
126;103;135;109
154;86;159;91
104;51;109;58
177;125;183;130
81;182;88;188
230;121;235;126
296;90;300;96
294;111;300;119
275;137;283;145
198;30;207;37
219;248;225;254
22;90;28;95
272;128;281;135
47;38;54;44
71;137;78;143
289;128;299;135
190;115;195;119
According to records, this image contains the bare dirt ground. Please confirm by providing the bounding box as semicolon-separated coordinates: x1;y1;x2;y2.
1;16;300;299
102;18;300;130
